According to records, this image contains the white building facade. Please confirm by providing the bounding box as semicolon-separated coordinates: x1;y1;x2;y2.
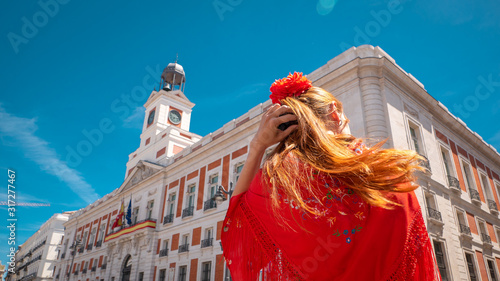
8;212;71;281
53;45;500;281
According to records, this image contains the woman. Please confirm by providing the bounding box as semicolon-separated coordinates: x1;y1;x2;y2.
221;72;441;281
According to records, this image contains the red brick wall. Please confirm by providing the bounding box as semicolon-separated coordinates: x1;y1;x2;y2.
476;251;488;281
171;234;180;251
467;212;478;235
232;146;248;159
156;147;166;158
449;141;467;192
208;159;221;171
469;154;486;202
222;155;230;192
435;129;449;144
197;167;206;210
216;221;223;241
192;227;201;246
189;259;198;281
176;178;185;218
487;222;497;243
215;254;224;281
187;170;199;181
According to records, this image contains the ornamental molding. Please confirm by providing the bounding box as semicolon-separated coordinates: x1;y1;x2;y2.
404;103;419;119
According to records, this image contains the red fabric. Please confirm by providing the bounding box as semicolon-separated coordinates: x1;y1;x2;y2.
221;170;441;281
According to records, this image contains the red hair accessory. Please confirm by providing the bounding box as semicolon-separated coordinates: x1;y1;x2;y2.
269;72;312;104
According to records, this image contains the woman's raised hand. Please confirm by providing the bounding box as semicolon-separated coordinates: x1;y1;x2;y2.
250;104;298;152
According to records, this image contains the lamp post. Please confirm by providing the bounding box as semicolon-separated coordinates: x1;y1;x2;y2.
66;238;82;281
213;182;234;205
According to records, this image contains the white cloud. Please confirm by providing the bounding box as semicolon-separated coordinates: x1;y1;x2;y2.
123;106;144;129
0;105;100;204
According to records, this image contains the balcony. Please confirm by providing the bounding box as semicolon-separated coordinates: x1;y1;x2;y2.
163;214;174;224
82;268;87;274
447;175;461;192
469;189;481;205
78;247;84;254
459;224;473;240
201;238;213;248
55;274;59;279
91;266;96;272
159;248;169;257
204;199;217;211
418;154;431;174
86;244;92;251
182;206;194;218
95;240;102;248
427;207;443;226
481;234;493;247
74;271;78;275
178;243;190;253
101;264;107;270
488;199;498;213
60;253;66;259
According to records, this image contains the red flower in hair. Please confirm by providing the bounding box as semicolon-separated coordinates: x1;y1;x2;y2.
269;72;312;104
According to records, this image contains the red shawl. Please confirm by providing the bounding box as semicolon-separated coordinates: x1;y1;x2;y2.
221;169;441;281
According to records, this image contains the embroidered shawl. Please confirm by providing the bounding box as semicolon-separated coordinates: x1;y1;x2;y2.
221;169;441;281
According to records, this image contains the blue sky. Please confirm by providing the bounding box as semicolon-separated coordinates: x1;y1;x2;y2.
1;0;499;272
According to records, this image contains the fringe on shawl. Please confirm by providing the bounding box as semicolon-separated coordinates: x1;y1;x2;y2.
221;193;306;281
383;209;442;281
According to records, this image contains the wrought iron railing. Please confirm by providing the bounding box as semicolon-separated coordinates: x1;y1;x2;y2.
60;253;65;259
488;199;498;212
96;240;102;248
86;244;92;251
204;199;217;211
178;243;190;253
447;175;460;189
78;247;84;253
201;238;213;248
101;263;107;269
163;214;174;224
470;189;481;202
91;266;96;272
427;207;442;222
481;234;492;244
82;268;87;274
182;206;194;218
55;274;60;279
459;224;471;235
159;248;169;257
74;271;78;275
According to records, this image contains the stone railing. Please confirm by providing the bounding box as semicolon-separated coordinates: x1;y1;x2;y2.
447;175;460;190
469;189;481;203
459;224;471;236
427;207;442;222
488;199;498;212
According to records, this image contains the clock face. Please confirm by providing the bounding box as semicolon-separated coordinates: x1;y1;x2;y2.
147;110;155;125
169;110;182;125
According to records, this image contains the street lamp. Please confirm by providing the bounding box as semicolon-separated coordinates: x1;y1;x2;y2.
213;182;234;205
67;238;82;281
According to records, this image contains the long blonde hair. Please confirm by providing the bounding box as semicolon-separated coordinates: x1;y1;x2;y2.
263;87;423;217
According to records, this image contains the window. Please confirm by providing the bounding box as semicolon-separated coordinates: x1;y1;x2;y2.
132;207;139;224
98;225;105;242
477;220;491;244
455;209;470;235
159;269;166;281
487;259;498;281
408;122;423;154
168;193;176;215
465;252;478;281
146;200;154;220
432;240;449;281
202;262;212;281
480;172;494;201
209;174;219;200
234;163;244;183
224;263;232;281
179;266;187;281
138;272;144;281
461;160;475;192
202;228;213;248
82;232;88;248
424;193;442;223
440;147;453;177
187;185;196;208
163;240;169;250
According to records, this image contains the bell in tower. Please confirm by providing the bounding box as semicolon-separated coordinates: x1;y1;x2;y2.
160;62;186;92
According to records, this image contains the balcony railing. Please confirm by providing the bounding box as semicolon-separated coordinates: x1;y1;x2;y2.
459;224;471;236
427;207;442;222
470;189;481;203
481;234;492;244
204;199;217;211
418;154;431;173
178;243;190;253
74;271;78;275
91;266;96;272
107;219;157;235
55;274;60;279
95;240;102;248
60;253;66;259
159;248;169;257
78;247;84;254
86;244;92;251
201;238;213;248
163;214;174;224
182;206;194;218
488;199;498;212
101;264;107;269
447;175;460;190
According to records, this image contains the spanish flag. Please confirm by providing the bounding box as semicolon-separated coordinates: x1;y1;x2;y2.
112;200;125;228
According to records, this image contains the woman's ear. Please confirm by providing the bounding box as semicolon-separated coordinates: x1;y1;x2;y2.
329;101;341;122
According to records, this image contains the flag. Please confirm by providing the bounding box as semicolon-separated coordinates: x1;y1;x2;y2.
112;200;124;228
126;198;132;225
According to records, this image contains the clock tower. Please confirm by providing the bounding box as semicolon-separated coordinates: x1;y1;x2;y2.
125;62;201;178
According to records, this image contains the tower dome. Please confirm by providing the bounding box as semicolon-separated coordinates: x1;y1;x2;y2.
160;62;186;92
